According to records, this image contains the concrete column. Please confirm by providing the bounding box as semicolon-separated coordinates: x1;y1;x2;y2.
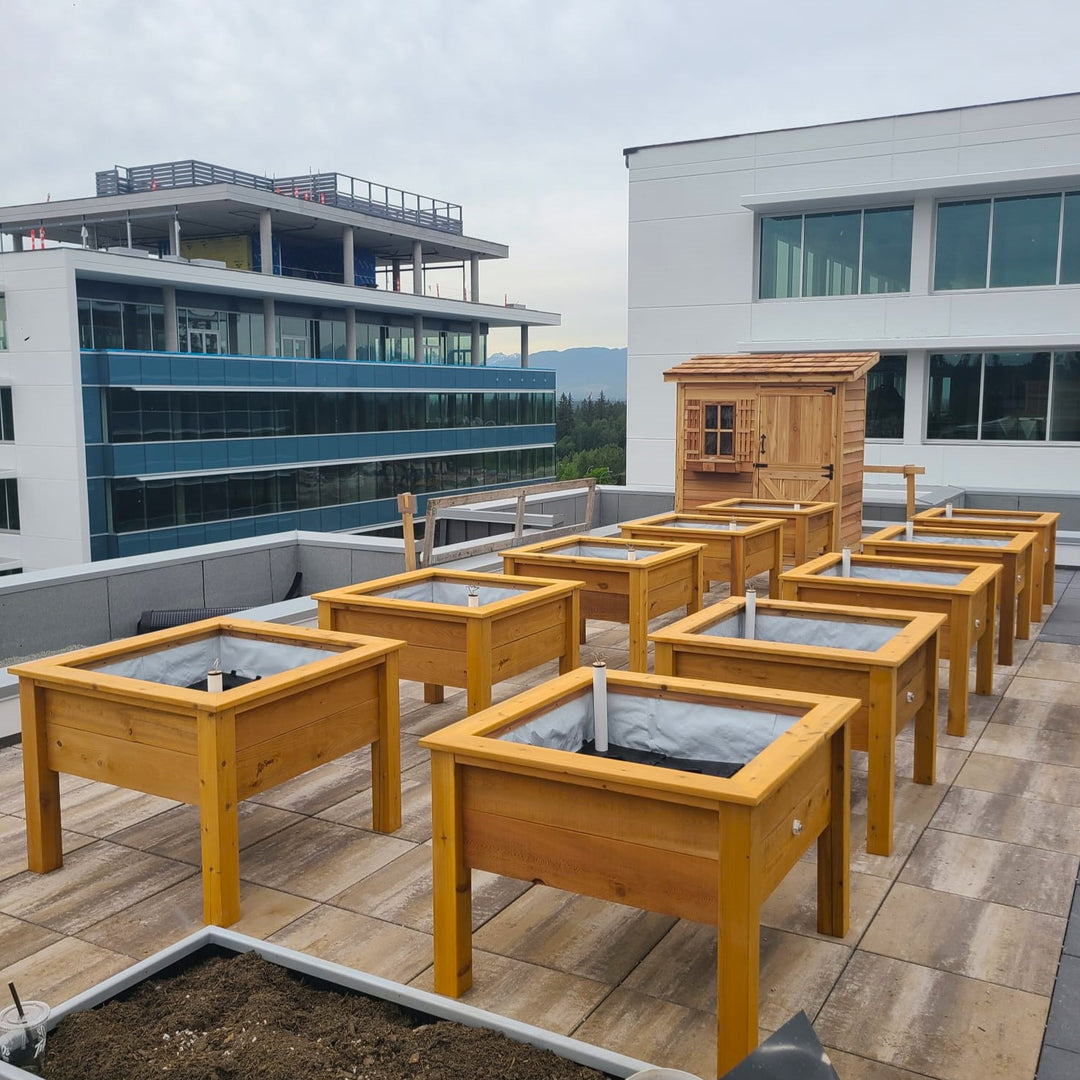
169;216;180;256
162;286;179;352
392;258;401;292
11;233;24;252
470;254;480;303
412;240;423;295
471;320;481;366
342;227;355;286
259;210;273;275
520;325;529;368
263;296;277;356
345;307;357;361
413;313;424;364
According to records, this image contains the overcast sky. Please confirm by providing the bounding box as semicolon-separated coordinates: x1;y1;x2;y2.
3;0;1079;353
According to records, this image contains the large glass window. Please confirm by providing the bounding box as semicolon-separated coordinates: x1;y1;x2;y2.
934;200;990;290
0;294;7;350
103;446;557;533
927;353;982;440
865;354;907;439
100;388;555;443
1061;193;1080;285
989;195;1061;287
928;350;1079;441
803;212;860;297
79;298;166;350
0;387;13;441
980;352;1050;440
759;216;802;299
760;207;912;299
1;477;21;530
1050;351;1080;441
861;208;914;294
936;192;1080;290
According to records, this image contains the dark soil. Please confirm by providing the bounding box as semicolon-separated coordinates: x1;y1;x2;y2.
43;950;610;1080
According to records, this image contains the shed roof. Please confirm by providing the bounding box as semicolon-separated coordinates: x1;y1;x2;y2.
664;352;879;383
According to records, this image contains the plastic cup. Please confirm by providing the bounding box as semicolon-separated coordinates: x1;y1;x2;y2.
0;1001;50;1075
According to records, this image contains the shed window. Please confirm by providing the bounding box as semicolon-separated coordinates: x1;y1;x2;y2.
703;403;735;457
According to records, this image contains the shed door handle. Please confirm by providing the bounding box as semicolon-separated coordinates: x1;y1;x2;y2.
759;433;767;457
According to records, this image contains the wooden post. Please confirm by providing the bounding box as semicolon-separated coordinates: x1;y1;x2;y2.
196;707;241;927
20;680;63;873
865;667;896;857
371;650;402;833
398;492;418;571
817;721;850;938
913;630;939;786
430;751;473;997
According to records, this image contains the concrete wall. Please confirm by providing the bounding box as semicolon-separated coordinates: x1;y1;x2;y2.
626;93;1080;493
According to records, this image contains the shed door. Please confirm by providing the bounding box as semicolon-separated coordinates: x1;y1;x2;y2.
753;388;835;502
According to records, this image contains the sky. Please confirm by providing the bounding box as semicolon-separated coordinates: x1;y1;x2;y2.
3;0;1080;354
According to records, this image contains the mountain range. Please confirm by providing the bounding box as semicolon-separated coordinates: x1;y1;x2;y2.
488;346;627;401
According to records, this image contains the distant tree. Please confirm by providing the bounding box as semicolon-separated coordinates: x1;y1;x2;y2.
555;395;626;484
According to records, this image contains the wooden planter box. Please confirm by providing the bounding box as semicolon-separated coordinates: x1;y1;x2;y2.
779;554;1001;738
696;499;836;567
618;512;783;596
915;507;1059;620
420;667;856;1078
650;598;944;856
500;536;704;672
314;569;580;715
9;619;403;928
860;525;1036;666
0;927;663;1080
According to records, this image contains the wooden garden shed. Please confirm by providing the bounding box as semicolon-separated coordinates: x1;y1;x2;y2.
663;352;879;551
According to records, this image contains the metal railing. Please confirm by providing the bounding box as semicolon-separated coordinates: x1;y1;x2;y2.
94;160;463;234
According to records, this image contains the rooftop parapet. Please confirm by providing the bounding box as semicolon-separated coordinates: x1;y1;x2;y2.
94;160;463;234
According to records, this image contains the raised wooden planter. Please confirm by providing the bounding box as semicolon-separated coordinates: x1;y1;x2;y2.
860;525;1036;666
779;554;1001;738
696;498;836;567
314;569;580;715
618;512;783;596
915;507;1059;620
9;619;403;928
420;667;857;1078
650;598;944;856
500;535;704;672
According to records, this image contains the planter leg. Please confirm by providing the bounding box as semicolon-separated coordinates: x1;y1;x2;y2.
865;671;895;857
197;710;240;927
913;637;939;787
372;652;402;834
975;576;998;697
817;722;850;938
430;752;472;997
21;680;63;873
424;684;445;704
716;805;759;1078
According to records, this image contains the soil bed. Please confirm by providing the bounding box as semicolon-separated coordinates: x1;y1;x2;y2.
43;950;609;1080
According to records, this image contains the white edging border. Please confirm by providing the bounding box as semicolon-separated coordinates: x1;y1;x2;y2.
0;926;658;1079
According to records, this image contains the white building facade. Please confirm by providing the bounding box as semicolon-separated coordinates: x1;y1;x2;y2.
624;93;1080;496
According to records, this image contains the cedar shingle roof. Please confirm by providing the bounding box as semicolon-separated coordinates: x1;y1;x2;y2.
663;352;879;382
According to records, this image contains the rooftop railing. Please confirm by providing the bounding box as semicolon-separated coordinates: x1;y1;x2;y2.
94;160;463;234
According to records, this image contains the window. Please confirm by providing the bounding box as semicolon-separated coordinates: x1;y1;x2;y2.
703;403;735;457
0;294;7;350
927;350;1077;441
0;477;19;531
78;297;165;350
0;388;13;441
935;192;1080;290
865;354;906;439
759;207;912;298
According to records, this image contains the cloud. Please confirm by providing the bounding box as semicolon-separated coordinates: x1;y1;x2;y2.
4;0;1079;348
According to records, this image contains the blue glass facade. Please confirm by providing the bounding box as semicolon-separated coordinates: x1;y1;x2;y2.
82;350;556;560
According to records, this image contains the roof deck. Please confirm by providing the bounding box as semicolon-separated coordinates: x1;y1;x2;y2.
1;562;1077;1077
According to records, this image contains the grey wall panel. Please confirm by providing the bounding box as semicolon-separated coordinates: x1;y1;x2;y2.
297;545;354;595
202;550;276;608
105;562;208;638
0;578;112;663
269;543;302;601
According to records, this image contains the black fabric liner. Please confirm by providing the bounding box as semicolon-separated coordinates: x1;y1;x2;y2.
579;739;744;777
186;671;261;692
